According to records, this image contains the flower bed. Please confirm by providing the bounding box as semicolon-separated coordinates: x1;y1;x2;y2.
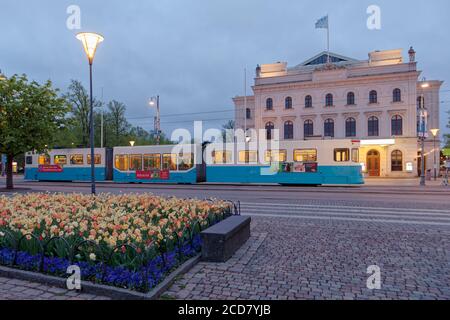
0;193;233;292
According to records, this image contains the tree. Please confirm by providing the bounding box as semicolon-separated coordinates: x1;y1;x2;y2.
221;120;235;142
64;80;102;147
107;100;130;146
445;110;450;148
0;74;68;189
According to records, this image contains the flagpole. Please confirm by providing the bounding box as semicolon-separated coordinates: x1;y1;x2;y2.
327;14;330;64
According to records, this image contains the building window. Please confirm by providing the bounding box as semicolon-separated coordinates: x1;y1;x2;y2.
391;150;403;172
369;90;378;104
284;121;294;140
324;119;334;137
305;95;313;108
391;115;403;136
417;96;425;109
266;98;273;110
325;93;333;107
246;108;251;119
304;120;314;137
345;118;356;137
393;88;401;102
368;116;379;137
347;92;355;105
265;122;274;140
285;97;293;109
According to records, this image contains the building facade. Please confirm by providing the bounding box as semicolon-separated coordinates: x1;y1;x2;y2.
233;48;443;178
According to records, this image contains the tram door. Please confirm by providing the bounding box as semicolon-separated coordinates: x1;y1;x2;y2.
196;143;207;183
367;150;380;177
105;148;114;180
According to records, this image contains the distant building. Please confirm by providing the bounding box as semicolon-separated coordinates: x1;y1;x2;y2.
233;48;443;178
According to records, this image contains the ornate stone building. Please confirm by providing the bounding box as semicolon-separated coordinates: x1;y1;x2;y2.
233;48;443;178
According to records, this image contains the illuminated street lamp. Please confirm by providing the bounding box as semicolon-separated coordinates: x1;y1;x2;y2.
430;128;440;180
129;141;135;147
76;32;104;195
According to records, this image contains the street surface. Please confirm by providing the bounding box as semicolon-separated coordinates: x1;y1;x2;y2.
1;177;449;299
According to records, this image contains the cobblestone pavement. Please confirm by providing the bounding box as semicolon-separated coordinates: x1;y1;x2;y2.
164;216;450;300
0;277;111;300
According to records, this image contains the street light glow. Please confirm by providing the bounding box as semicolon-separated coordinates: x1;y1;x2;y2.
76;32;104;64
129;141;135;147
430;128;440;137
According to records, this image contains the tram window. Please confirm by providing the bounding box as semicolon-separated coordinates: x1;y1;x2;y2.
334;149;350;162
38;155;50;165
87;154;101;165
115;155;129;171
163;154;177;171
54;155;67;165
293;149;317;162
178;153;194;171
265;150;287;163
25;156;33;165
212;151;233;164
143;154;161;170
70;154;84;165
129;154;143;171
351;149;359;163
238;151;257;164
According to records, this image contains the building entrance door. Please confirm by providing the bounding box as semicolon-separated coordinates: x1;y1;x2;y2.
367;150;380;177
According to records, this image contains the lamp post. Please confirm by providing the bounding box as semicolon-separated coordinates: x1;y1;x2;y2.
430;129;440;180
418;81;428;186
76;32;104;195
129;141;135;147
149;96;161;145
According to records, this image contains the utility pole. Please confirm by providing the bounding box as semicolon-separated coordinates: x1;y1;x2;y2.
150;96;161;145
101;87;104;148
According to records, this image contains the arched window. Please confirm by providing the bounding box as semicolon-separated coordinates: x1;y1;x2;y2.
393;88;401;102
347;92;355;105
304;120;314;137
324;119;334;137
284;121;294;140
266;98;273;110
345;118;356;137
305;95;313;108
368;116;379;137
369;90;378;104
246;108;251;119
265;122;274;140
391;115;403;136
285;97;293;109
391;150;403;172
325;93;333;107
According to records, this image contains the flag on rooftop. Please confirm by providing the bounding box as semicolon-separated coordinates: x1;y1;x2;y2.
315;15;329;29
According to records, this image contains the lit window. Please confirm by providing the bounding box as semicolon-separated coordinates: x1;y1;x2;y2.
238;151;258;164
115;155;129;171
178;153;194;171
70;154;84;165
294;149;317;162
38;155;50;165
265;150;287;163
212;151;233;164
163;154;177;171
334;149;350;162
351;149;359;163
54;155;67;165
129;154;142;171
143;154;161;170
87;154;101;165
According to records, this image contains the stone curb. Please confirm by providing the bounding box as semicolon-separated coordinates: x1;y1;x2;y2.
0;254;201;300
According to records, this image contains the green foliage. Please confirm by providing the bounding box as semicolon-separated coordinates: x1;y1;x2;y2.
0;74;69;156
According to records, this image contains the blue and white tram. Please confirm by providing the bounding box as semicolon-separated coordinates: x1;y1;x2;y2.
206;139;363;185
24;140;364;185
24;148;107;181
112;144;201;184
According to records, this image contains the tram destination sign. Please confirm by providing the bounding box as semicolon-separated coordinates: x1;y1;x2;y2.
38;165;63;173
136;170;170;180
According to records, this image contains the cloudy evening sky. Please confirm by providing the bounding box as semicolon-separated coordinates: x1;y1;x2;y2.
1;0;449;139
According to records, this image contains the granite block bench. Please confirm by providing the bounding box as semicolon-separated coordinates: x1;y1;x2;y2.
201;215;251;262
